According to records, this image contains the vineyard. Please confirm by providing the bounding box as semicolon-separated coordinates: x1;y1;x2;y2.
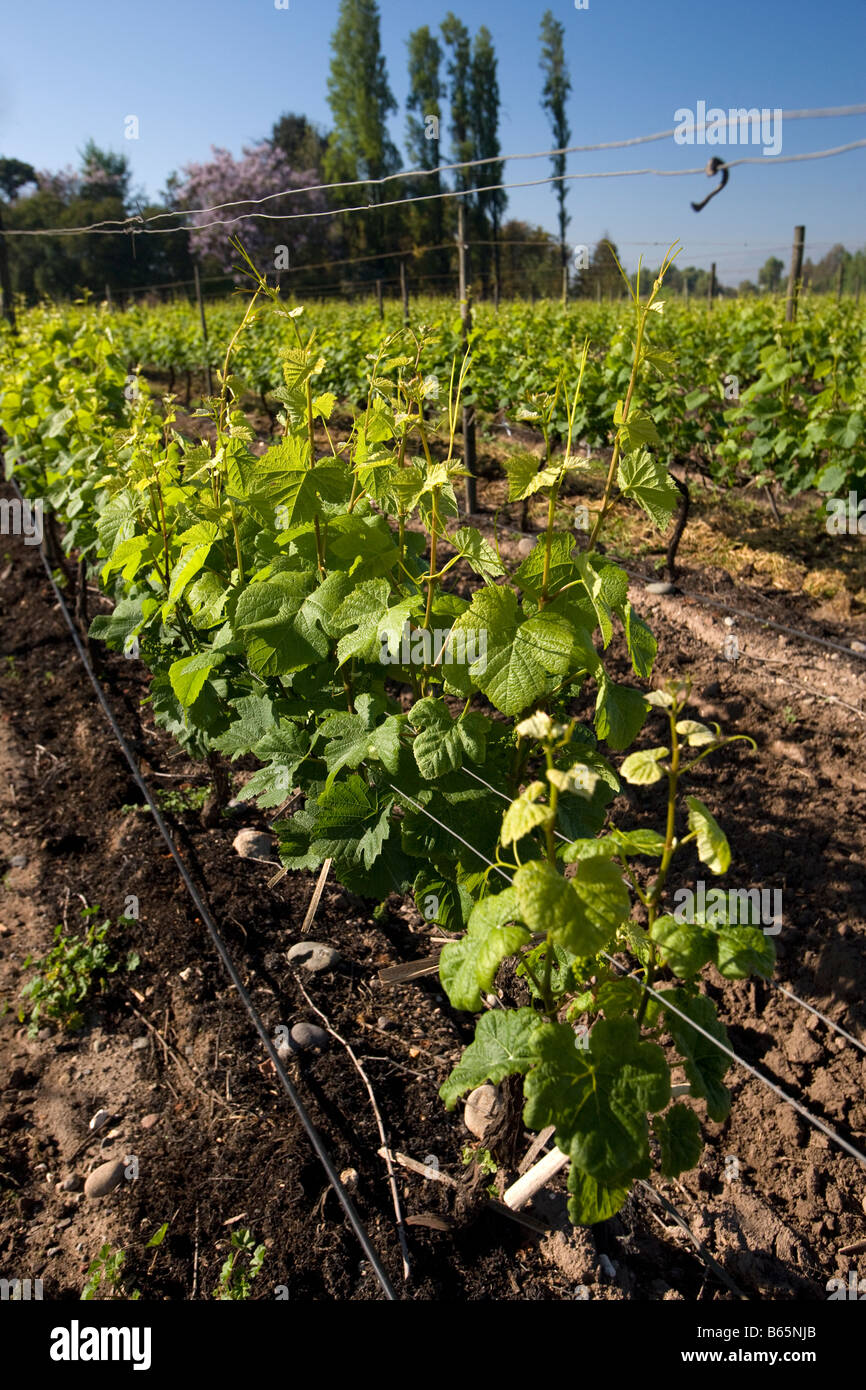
22;285;866;497
1;252;865;1308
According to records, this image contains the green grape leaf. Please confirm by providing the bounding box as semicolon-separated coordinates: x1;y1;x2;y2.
413;868;472;933
714;926;775;980
686;795;731;874
514;534;576;601
617;449;679;530
306;775;393;871
609;828;666;857
451;527;506;581
523;1017;669;1184
594;676;650;751
169;652;217;708
333;579;391;666
570;857;632;948
567;1165;631;1225
650;914;714;978
620;747;668;785
514;857;628;957
409;697;490;779
448;586;573;716
236;724;311;809
623;602;657;679
439;888;531;1012
653;1103;703;1178
439;1007;540;1109
317;694;404;788
575;553;614;647
504;454;560;501
659;989;731;1123
213;693;276;759
500;782;553;846
675;720;715;747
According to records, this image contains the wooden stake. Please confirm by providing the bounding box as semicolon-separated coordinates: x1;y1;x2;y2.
707;261;716;310
503;1147;569;1209
400;259;409;325
785;226;805;323
457;200;477;514
301;858;332;934
193;263;213;397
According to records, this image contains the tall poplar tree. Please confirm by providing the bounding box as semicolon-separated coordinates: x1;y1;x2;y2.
325;0;399;258
539;11;572;283
441;13;474;193
406;26;446;275
470;26;505;298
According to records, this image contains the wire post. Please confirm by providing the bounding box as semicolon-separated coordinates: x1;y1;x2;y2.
707;261;716;310
836;259;844;301
193;263;213;397
400;259;409;325
561;258;568;306
0;203;16;332
785;225;805;322
457;200;477;514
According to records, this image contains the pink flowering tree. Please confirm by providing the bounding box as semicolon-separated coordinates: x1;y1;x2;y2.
176;144;326;278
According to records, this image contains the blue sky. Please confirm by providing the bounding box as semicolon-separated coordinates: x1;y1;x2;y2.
2;0;864;282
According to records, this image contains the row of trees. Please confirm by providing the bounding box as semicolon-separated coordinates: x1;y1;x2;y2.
0;3;579;305
740;245;866;297
2;2;863;308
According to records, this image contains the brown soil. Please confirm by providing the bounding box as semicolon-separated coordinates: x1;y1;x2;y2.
1;428;865;1301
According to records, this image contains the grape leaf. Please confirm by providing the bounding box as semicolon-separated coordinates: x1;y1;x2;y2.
653;1103;703;1178
439;1007;540;1109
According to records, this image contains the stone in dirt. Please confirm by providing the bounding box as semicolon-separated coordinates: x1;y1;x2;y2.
646;580;679;595
464;1083;503;1139
770;740;806;766
83;1159;126;1199
286;941;341;973
783;1023;823;1066
140;1113;160;1130
289;1022;329;1052
88;1108;111;1132
59;1174;83;1193
232;828;277;861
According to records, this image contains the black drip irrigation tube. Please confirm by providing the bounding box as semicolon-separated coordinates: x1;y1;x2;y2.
11;479;398;1302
